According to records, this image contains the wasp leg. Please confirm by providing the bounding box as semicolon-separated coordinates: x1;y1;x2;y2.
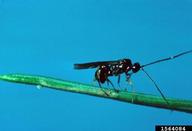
106;79;114;88
129;81;136;103
106;80;109;86
117;75;121;87
125;73;131;82
107;79;119;92
97;81;109;96
98;82;104;91
124;73;132;91
125;73;136;103
125;73;136;93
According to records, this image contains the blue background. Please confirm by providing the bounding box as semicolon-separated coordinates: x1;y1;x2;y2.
0;0;192;131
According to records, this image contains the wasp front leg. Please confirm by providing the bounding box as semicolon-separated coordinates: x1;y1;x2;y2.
125;73;136;102
125;73;132;85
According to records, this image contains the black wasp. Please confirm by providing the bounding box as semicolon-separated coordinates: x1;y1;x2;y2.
74;50;192;104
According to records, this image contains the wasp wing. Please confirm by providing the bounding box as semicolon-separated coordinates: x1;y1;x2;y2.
74;60;119;69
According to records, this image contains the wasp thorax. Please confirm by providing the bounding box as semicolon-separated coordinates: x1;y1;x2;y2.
121;59;132;73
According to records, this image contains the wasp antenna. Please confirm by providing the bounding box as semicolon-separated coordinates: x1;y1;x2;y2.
142;50;192;68
141;68;170;106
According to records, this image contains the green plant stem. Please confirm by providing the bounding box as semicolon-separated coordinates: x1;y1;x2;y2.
0;74;192;114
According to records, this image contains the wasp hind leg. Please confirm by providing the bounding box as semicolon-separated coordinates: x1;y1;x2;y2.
117;75;121;88
97;81;110;96
107;78;119;92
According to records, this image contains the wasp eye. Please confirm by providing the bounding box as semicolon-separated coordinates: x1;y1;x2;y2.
132;63;141;73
